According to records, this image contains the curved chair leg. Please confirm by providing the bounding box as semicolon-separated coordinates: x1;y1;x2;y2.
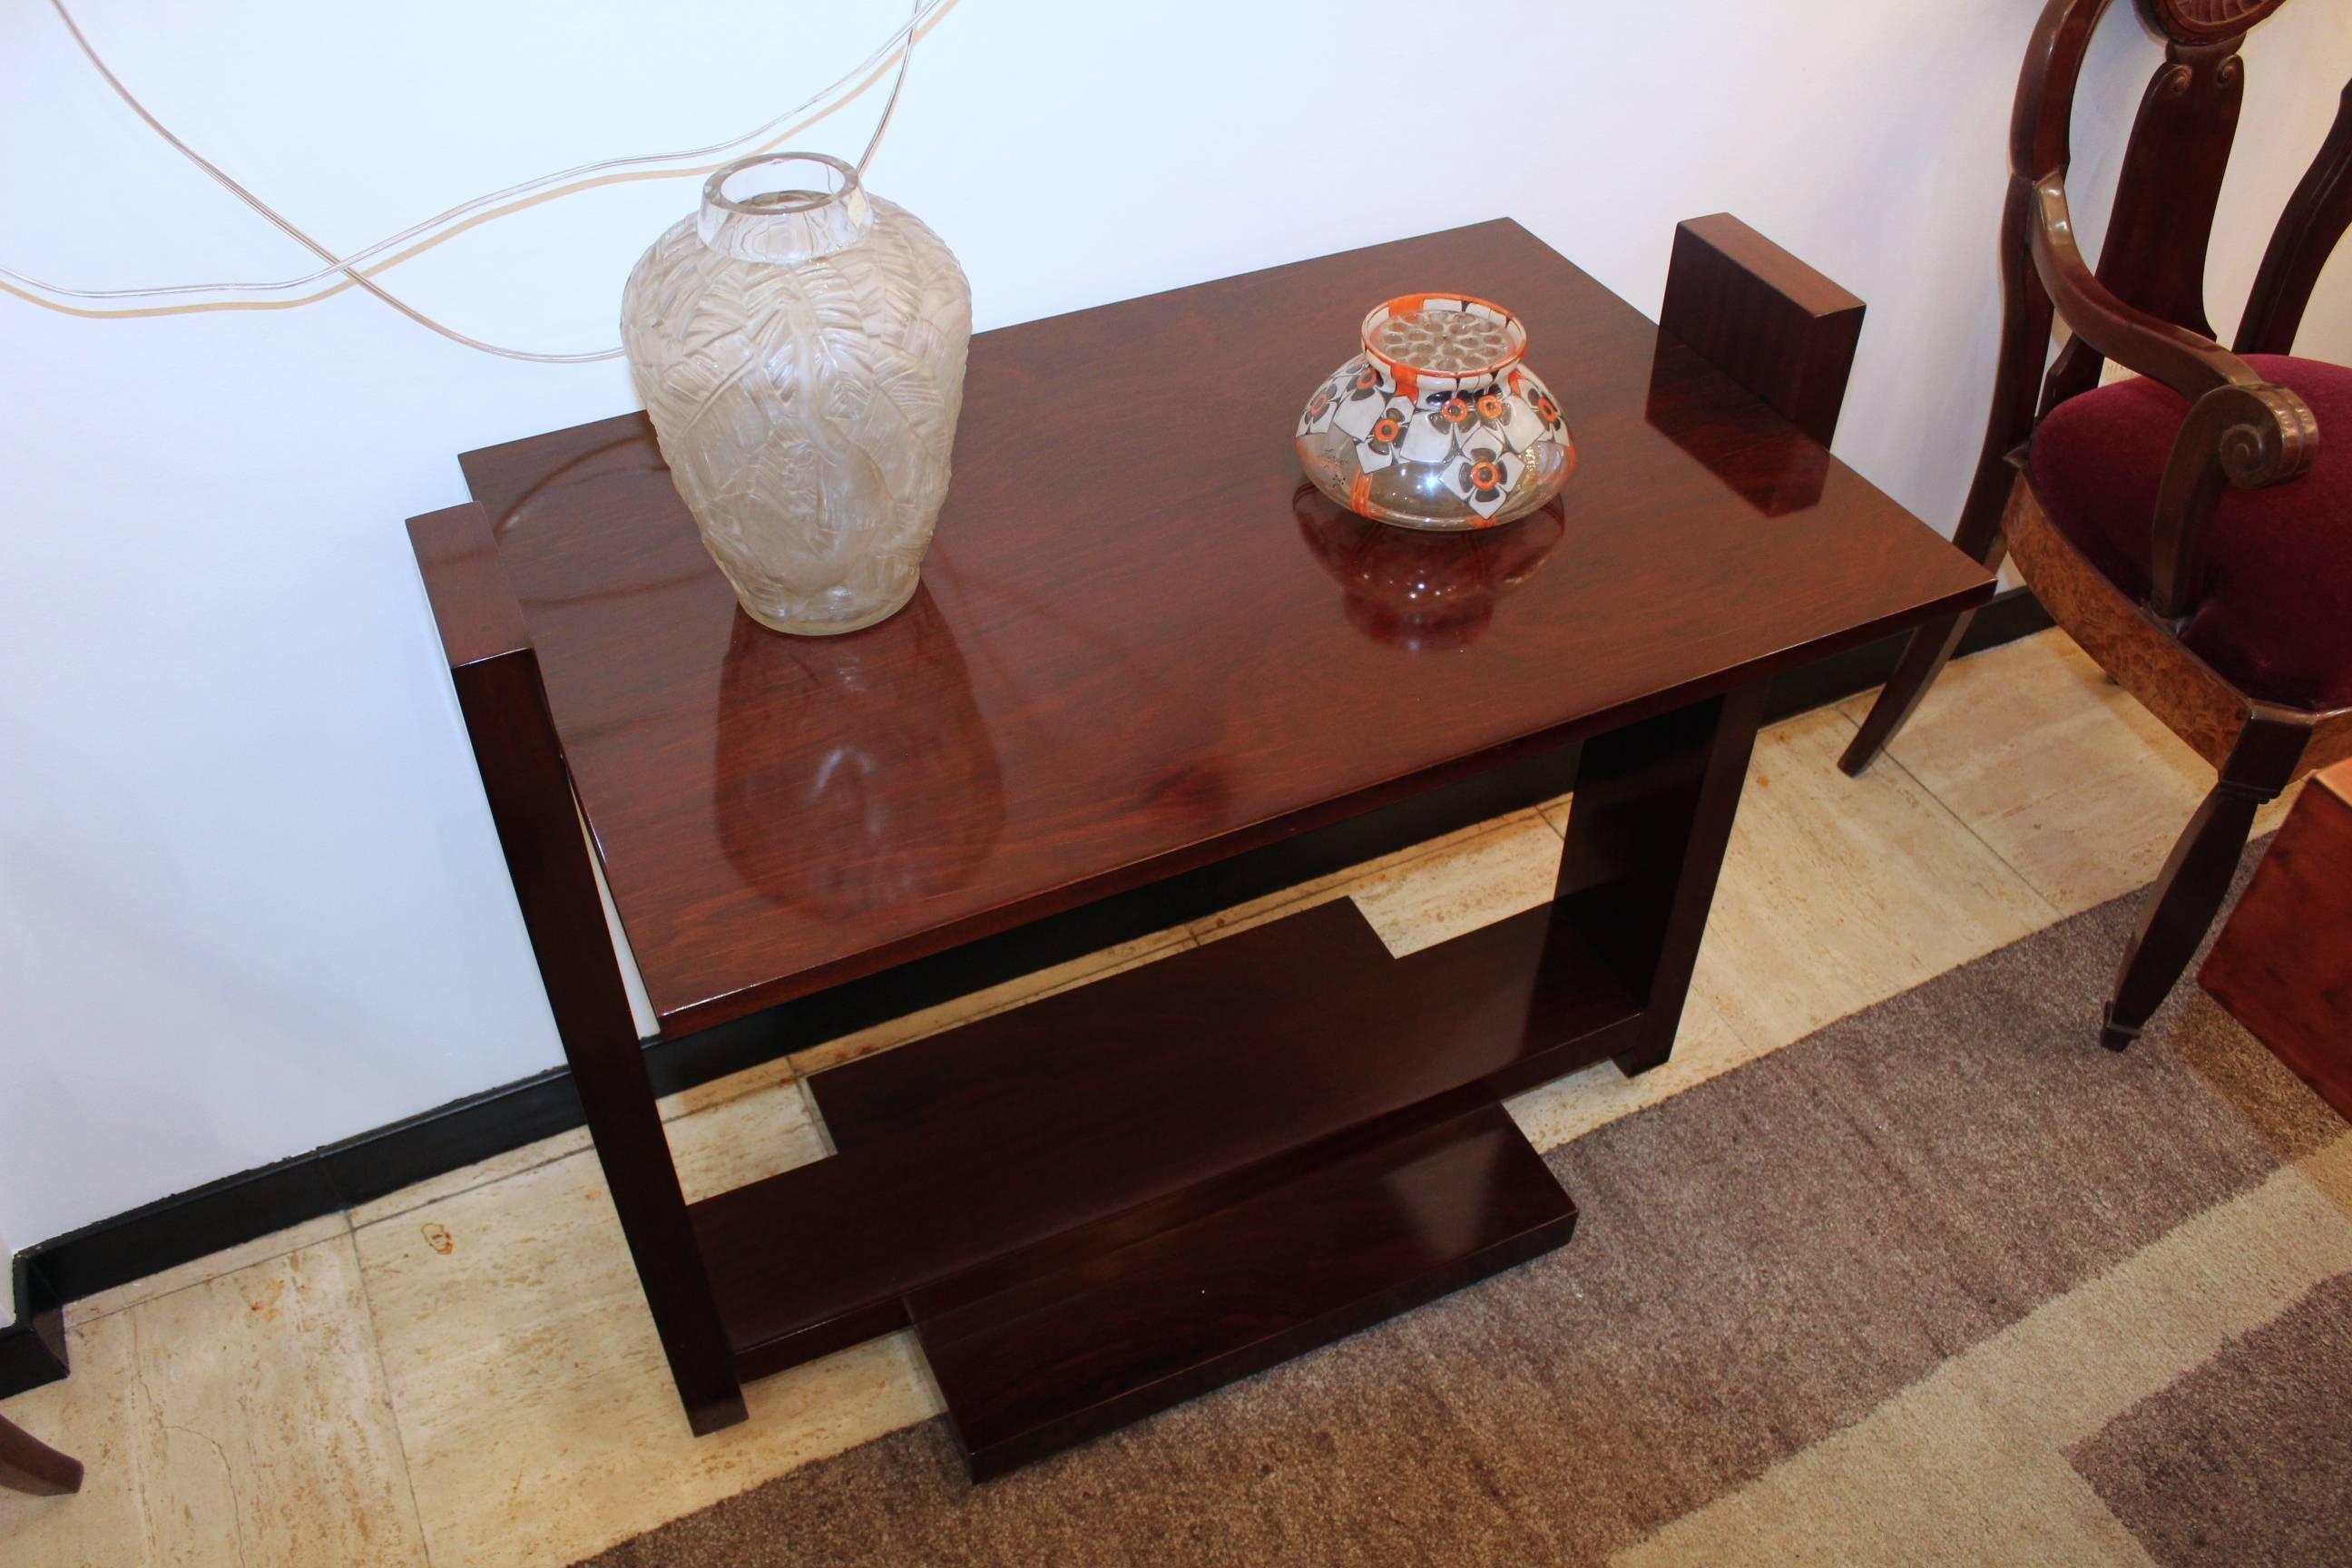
1845;167;2047;779
0;1411;83;1496
1838;516;2009;779
2102;719;2307;1050
1838;610;1978;777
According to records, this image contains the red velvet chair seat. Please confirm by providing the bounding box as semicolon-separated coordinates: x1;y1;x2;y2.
2027;353;2352;711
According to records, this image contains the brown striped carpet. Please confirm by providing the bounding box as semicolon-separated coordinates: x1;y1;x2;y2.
580;850;2352;1566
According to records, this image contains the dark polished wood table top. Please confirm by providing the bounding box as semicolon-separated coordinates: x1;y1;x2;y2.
456;219;1990;1036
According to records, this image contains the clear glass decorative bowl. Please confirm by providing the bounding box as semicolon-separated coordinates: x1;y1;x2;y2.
1294;295;1575;531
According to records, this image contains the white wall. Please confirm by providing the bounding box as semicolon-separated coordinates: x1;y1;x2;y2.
4;0;2348;1268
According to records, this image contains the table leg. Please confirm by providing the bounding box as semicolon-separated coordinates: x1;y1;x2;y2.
1552;684;1766;1075
462;652;748;1435
415;504;746;1435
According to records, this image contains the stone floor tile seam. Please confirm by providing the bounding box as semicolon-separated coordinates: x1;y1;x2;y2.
348;1224;443;1568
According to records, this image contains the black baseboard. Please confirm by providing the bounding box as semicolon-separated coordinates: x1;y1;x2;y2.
0;588;2048;1396
0;1255;66;1396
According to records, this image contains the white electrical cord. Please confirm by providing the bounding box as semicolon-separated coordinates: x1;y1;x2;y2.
2;0;938;362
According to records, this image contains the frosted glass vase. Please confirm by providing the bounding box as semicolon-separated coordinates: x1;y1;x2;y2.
620;152;972;635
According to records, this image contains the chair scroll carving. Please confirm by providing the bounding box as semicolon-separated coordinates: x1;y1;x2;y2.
2151;381;2321;616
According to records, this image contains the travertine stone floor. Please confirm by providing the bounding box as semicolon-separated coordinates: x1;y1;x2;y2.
0;631;2267;1568
1837;632;2302;915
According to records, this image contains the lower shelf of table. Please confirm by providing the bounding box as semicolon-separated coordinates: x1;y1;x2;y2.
686;892;1642;1475
930;1100;1572;1477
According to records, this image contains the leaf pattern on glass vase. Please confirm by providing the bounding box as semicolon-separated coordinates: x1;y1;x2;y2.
620;195;972;632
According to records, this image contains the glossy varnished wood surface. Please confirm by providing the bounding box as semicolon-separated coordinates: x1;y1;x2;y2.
691;895;1638;1373
1657;213;1866;448
410;214;1946;1458
456;218;1990;1035
407;502;747;1432
918;1102;1576;1480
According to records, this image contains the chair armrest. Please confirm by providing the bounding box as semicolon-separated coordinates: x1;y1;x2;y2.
2148;379;2320;617
2028;175;2319;618
2029;176;2272;401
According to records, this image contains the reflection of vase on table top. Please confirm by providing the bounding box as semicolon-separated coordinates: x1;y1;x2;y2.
714;588;1004;918
1295;485;1564;652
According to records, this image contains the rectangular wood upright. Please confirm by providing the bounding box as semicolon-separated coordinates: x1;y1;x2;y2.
1555;688;1769;1076
407;503;745;1435
1660;212;1867;449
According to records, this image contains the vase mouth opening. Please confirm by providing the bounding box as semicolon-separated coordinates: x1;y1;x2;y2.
697;152;874;264
706;152;862;216
1358;295;1528;384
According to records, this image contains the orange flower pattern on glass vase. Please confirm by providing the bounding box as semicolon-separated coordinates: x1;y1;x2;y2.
1362;407;1408;463
1452;445;1524;514
1524;383;1565;436
1299;382;1338;435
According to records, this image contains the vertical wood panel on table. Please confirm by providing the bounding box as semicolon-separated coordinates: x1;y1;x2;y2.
406;503;745;1435
1657;213;1865;450
1553;688;1768;1075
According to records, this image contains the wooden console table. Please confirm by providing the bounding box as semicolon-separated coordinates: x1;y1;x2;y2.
407;217;1990;1479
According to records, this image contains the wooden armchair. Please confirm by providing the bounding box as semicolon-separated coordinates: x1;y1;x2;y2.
1839;0;2352;1049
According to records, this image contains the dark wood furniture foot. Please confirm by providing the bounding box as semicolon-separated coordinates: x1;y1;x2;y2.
0;1412;83;1497
407;215;1987;1475
2101;717;2306;1047
922;1101;1573;1479
2199;756;2352;1117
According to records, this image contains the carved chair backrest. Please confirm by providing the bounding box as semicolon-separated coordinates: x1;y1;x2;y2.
1968;0;2351;620
2014;0;2323;415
